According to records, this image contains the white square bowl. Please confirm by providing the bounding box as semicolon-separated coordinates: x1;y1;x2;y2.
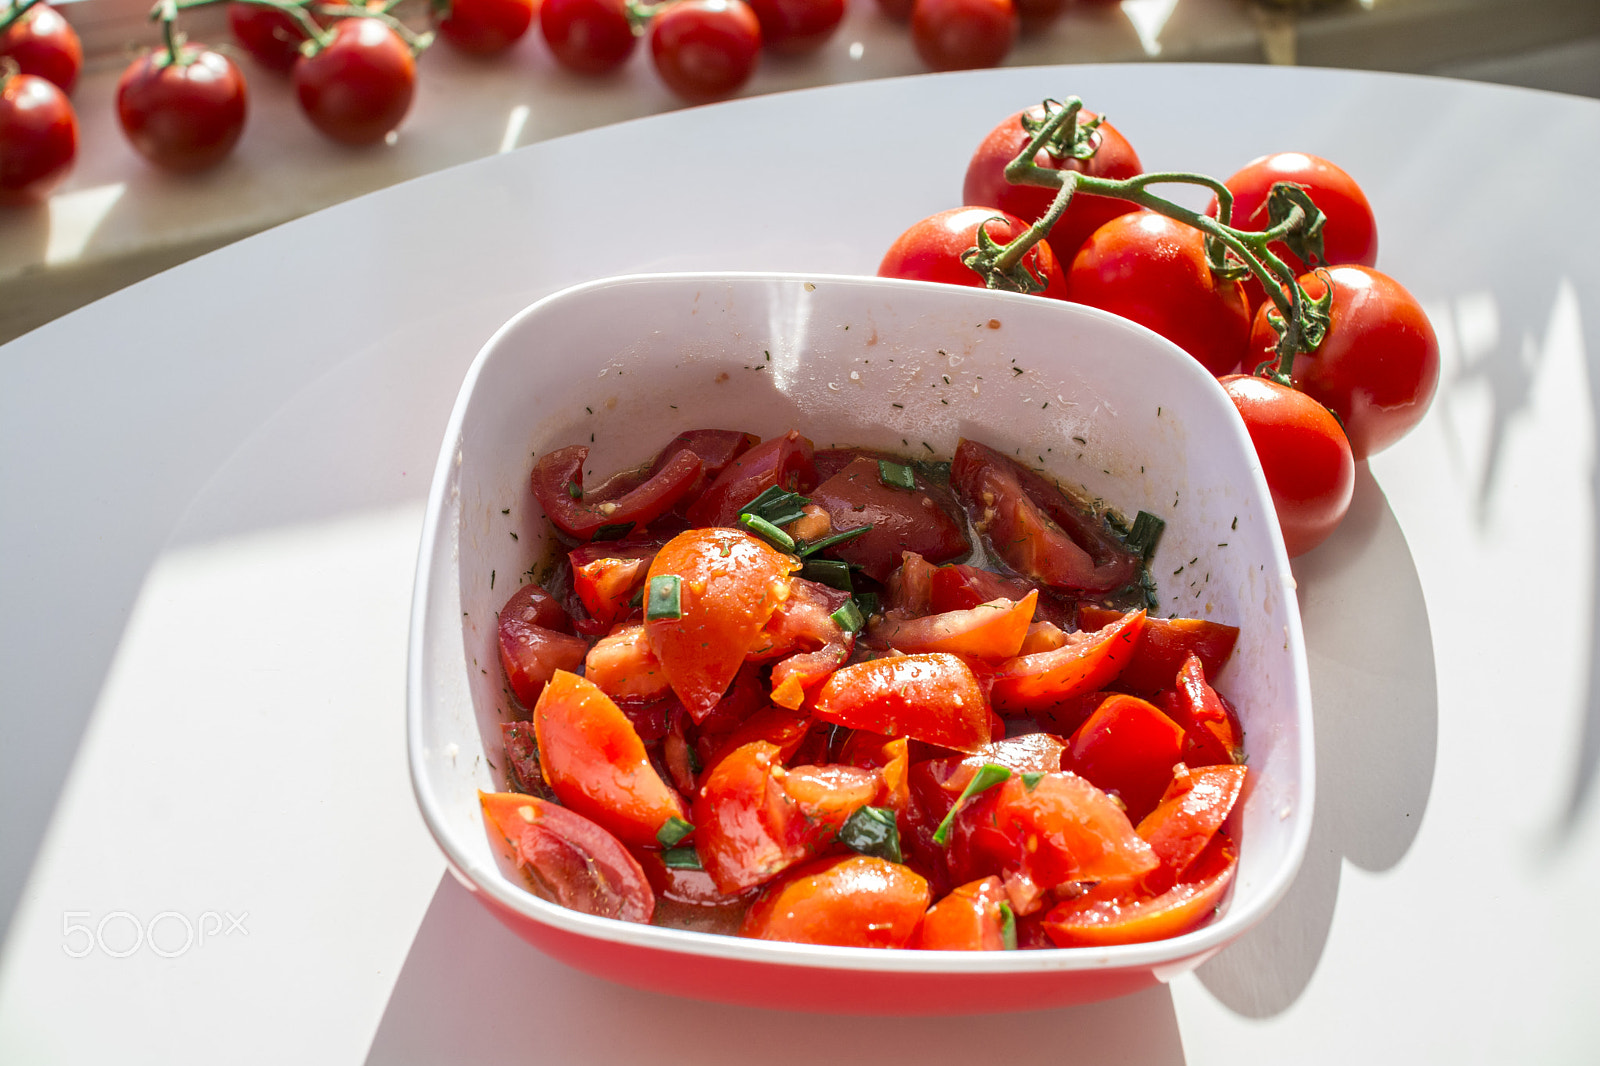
407;272;1313;1013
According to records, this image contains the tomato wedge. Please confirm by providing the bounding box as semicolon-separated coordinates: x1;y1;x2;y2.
1137;763;1247;884
989;609;1146;716
1158;653;1245;767
479;792;655;923
583;624;670;701
1077;605;1239;697
569;542;659;628
740;855;931;947
685;430;819;528
645;528;798;720
532;670;689;846
913;875;1010;950
1041;834;1238;947
812;653;992;753
808;456;971;580
1064;692;1186;823
531;444;703;540
645;428;760;504
929;563;1038;613
497;584;589;706
869;592;1036;660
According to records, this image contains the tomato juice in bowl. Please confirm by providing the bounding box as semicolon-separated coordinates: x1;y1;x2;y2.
407;272;1313;1012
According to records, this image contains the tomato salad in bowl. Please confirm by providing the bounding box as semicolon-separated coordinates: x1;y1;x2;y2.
408;272;1313;1012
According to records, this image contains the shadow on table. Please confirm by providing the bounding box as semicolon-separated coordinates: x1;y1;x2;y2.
1197;466;1438;1015
364;873;1187;1066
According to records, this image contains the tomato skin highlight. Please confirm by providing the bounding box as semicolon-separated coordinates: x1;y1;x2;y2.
0;3;82;94
879;207;1068;299
913;876;1010;950
990;609;1146;717
740;855;932;947
1159;652;1245;768
116;46;248;173
1137;763;1248;883
962;106;1142;266
1042;834;1237;947
1220;374;1354;558
0;71;74;205
813;653;992;753
480;792;656;923
532;670;689;847
1076;606;1238;697
648;0;763;103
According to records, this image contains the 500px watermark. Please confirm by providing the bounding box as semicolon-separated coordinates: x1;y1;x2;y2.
62;910;249;959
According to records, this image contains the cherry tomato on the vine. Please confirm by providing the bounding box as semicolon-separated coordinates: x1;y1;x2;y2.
437;0;535;54
540;0;638;74
228;2;317;73
1209;152;1378;311
116;45;248;173
0;2;81;94
649;0;761;104
1220;374;1354;558
293;17;417;146
873;0;912;19
1247;264;1439;461
963;105;1142;266
909;0;1016;72
879;206;1069;299
0;70;75;205
1066;210;1251;377
743;0;844;54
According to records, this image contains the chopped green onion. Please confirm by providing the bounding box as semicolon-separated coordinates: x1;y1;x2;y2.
831;599;865;634
740;512;796;552
566;480;582;499
932;763;1012;846
592;521;635;542
854;592;880;620
802;558;853;592
646;574;682;620
877;459;916;490
628;584;645;609
796;524;871;556
837;806;902;863
661;846;702;870
999;901;1017;950
656;816;695;848
1125;510;1166;561
1021;771;1044;792
739;486;810;528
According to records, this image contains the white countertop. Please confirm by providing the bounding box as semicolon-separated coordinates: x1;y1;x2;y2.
2;61;1599;1063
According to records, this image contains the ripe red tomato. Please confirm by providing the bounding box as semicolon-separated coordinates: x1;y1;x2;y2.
1042;833;1237;946
292;17;416;145
228;2;317;73
740;854;931;947
648;0;762;103
742;0;843;53
874;0;912;18
480;791;656;922
1066;211;1252;377
912;875;1009;950
812;653;992;753
0;70;75;205
540;0;637;74
1220;374;1354;558
962;105;1143;265
1210;152;1378;311
909;0;1016;72
1247;265;1439;461
0;2;81;94
437;0;535;53
116;46;248;172
879;206;1069;298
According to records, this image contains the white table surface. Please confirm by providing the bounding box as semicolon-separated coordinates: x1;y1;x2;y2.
1;63;1597;1064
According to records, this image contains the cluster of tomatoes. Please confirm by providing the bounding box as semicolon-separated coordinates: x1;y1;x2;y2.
876;0;1116;73
879;98;1441;558
484;428;1252;949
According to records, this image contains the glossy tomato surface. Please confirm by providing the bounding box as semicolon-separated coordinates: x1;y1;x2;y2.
962;105;1142;266
0;70;75;204
116;46;248;172
540;0;637;74
292;18;416;145
0;2;81;94
228;1;317;72
909;0;1016;72
879;207;1068;298
437;0;536;53
649;0;761;103
1067;211;1251;376
1248;265;1439;460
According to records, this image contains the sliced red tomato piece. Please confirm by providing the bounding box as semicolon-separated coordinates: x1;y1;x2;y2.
645;528;798;720
531;670;689;847
769;641;849;710
812;653;992;753
569;541;660;628
1137;763;1248;885
531;444;703;540
684;430;819;528
583;624;670;702
839;733;912;813
497;585;590;706
1158;653;1246;767
645;428;760;505
950;439;1141;594
747;577;850;661
1018;620;1069;654
782;763;881;836
480;791;655;923
1064;692;1186;823
1041;833;1238;947
930;563;1038;612
870;592;1036;660
989;609;1146;716
500;720;556;800
739;854;931;947
698;706;813;786
1077;605;1239;697
807;456;971;581
913;875;1010;950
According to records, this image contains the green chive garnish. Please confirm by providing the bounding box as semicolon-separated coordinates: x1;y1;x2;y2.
566;480;583;499
932;764;1012;846
878;459;916;490
1125;510;1166;560
592;521;635;541
854;592;880;620
796;524;871;556
661;846;702;870
646;574;682;620
837;806;902;863
802;558;853;592
1021;771;1043;791
656;816;694;848
740;512;795;552
739;486;810;528
999;901;1017;950
831;599;865;634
